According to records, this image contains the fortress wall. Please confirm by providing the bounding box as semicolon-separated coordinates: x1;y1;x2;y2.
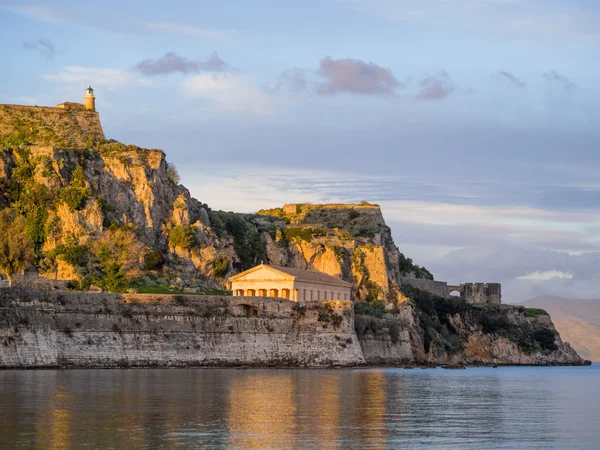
0;104;105;148
0;290;365;368
399;277;448;298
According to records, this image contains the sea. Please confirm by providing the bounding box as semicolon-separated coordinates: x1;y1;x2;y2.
0;365;598;449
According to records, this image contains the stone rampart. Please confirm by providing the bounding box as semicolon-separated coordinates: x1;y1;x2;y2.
0;104;105;148
399;277;449;298
0;289;364;368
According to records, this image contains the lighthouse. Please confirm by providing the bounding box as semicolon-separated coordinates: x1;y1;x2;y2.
84;86;95;111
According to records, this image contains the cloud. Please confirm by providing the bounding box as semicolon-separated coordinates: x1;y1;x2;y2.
182;73;276;114
429;245;600;301
44;66;151;90
517;270;573;281
23;39;55;59
417;72;453;100
339;0;600;43
3;5;63;24
145;22;234;38
543;71;577;91
134;52;226;76
497;71;527;88
315;56;401;96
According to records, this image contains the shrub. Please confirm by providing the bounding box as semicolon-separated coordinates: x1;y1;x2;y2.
533;328;558;351
213;255;229;278
169;225;197;251
347;209;360;220
59;186;90;211
354;300;385;318
524;308;549;318
291;303;306;319
478;310;511;334
166;163;180;185
142;248;164;270
283;227;325;242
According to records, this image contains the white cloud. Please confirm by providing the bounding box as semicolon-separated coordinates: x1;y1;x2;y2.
44;66;151;90
3;4;63;24
182;73;278;115
517;270;574;281
338;0;600;42
145;22;234;38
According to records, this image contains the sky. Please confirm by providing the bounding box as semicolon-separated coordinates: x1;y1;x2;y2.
1;0;599;302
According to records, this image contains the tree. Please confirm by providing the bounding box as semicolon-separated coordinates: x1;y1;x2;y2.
92;227;143;292
0;209;34;286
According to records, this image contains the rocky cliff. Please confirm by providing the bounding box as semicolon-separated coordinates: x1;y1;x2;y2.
355;287;586;366
0;104;431;299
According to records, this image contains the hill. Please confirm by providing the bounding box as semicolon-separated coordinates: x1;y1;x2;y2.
0;104;430;299
518;296;600;361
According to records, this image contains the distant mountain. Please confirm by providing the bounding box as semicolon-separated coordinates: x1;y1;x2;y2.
517;296;600;361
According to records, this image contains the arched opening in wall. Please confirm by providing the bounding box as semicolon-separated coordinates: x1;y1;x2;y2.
247;289;256;296
270;289;279;298
258;289;267;297
282;289;290;300
449;290;461;297
237;289;245;297
233;303;259;317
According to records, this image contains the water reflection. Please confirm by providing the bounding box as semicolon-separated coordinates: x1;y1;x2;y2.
0;366;598;449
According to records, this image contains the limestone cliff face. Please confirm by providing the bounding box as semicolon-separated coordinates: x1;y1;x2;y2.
356;303;586;366
257;204;431;303
0;143;237;287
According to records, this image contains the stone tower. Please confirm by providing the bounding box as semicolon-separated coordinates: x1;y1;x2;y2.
84;86;95;111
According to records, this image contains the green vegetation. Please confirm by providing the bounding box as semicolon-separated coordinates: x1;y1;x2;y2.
401;284;466;354
126;281;230;296
166;162;180;185
523;308;549;318
209;211;267;271
0;209;35;285
142;248;164;271
398;252;433;280
58;167;90;211
169;225;197;251
283;226;325;243
315;303;344;328
354;300;386;318
213;255;229;278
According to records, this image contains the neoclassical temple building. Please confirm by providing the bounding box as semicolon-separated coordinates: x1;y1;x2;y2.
228;264;352;302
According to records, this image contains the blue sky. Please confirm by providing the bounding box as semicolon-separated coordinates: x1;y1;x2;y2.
1;0;600;301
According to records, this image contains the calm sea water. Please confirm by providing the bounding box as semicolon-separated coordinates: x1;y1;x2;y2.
0;365;598;449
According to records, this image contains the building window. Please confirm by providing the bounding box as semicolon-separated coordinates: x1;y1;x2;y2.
303;289;306;301
317;291;320;300
324;291;327;300
310;290;313;301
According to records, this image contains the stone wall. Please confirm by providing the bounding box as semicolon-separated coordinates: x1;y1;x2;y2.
0;104;105;148
0;290;365;369
463;283;501;304
399;277;449;298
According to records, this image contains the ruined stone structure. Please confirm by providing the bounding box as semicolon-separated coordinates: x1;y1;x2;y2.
229;264;352;302
447;283;501;304
400;277;501;304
